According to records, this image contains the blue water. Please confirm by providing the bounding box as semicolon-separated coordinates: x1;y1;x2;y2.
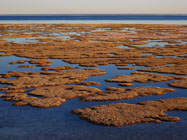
0;23;187;140
0;14;187;24
1;14;187;20
0;55;187;140
0;56;187;140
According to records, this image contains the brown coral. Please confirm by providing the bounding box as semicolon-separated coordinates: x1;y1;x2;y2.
106;72;174;83
73;98;187;127
29;85;103;99
168;79;187;89
139;64;187;75
15;97;66;108
17;65;35;68
0;69;106;90
82;87;175;101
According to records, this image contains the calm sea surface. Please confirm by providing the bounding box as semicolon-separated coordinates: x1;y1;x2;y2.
0;14;187;24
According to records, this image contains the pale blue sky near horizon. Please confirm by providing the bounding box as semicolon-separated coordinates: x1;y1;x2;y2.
0;0;187;15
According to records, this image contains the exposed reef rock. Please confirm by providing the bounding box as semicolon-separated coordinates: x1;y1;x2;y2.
139;64;187;75
168;79;187;89
73;98;187;127
81;87;175;101
106;72;175;83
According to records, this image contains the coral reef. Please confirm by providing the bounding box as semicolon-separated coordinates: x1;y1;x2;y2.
73;98;187;127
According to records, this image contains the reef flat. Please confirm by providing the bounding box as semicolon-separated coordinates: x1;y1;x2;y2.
0;24;186;126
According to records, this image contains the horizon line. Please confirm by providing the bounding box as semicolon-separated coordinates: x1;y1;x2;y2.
0;13;187;16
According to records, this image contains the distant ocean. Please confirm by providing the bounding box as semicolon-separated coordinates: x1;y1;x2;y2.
0;14;187;24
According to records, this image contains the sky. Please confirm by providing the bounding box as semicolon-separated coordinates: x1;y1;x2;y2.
0;0;187;15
